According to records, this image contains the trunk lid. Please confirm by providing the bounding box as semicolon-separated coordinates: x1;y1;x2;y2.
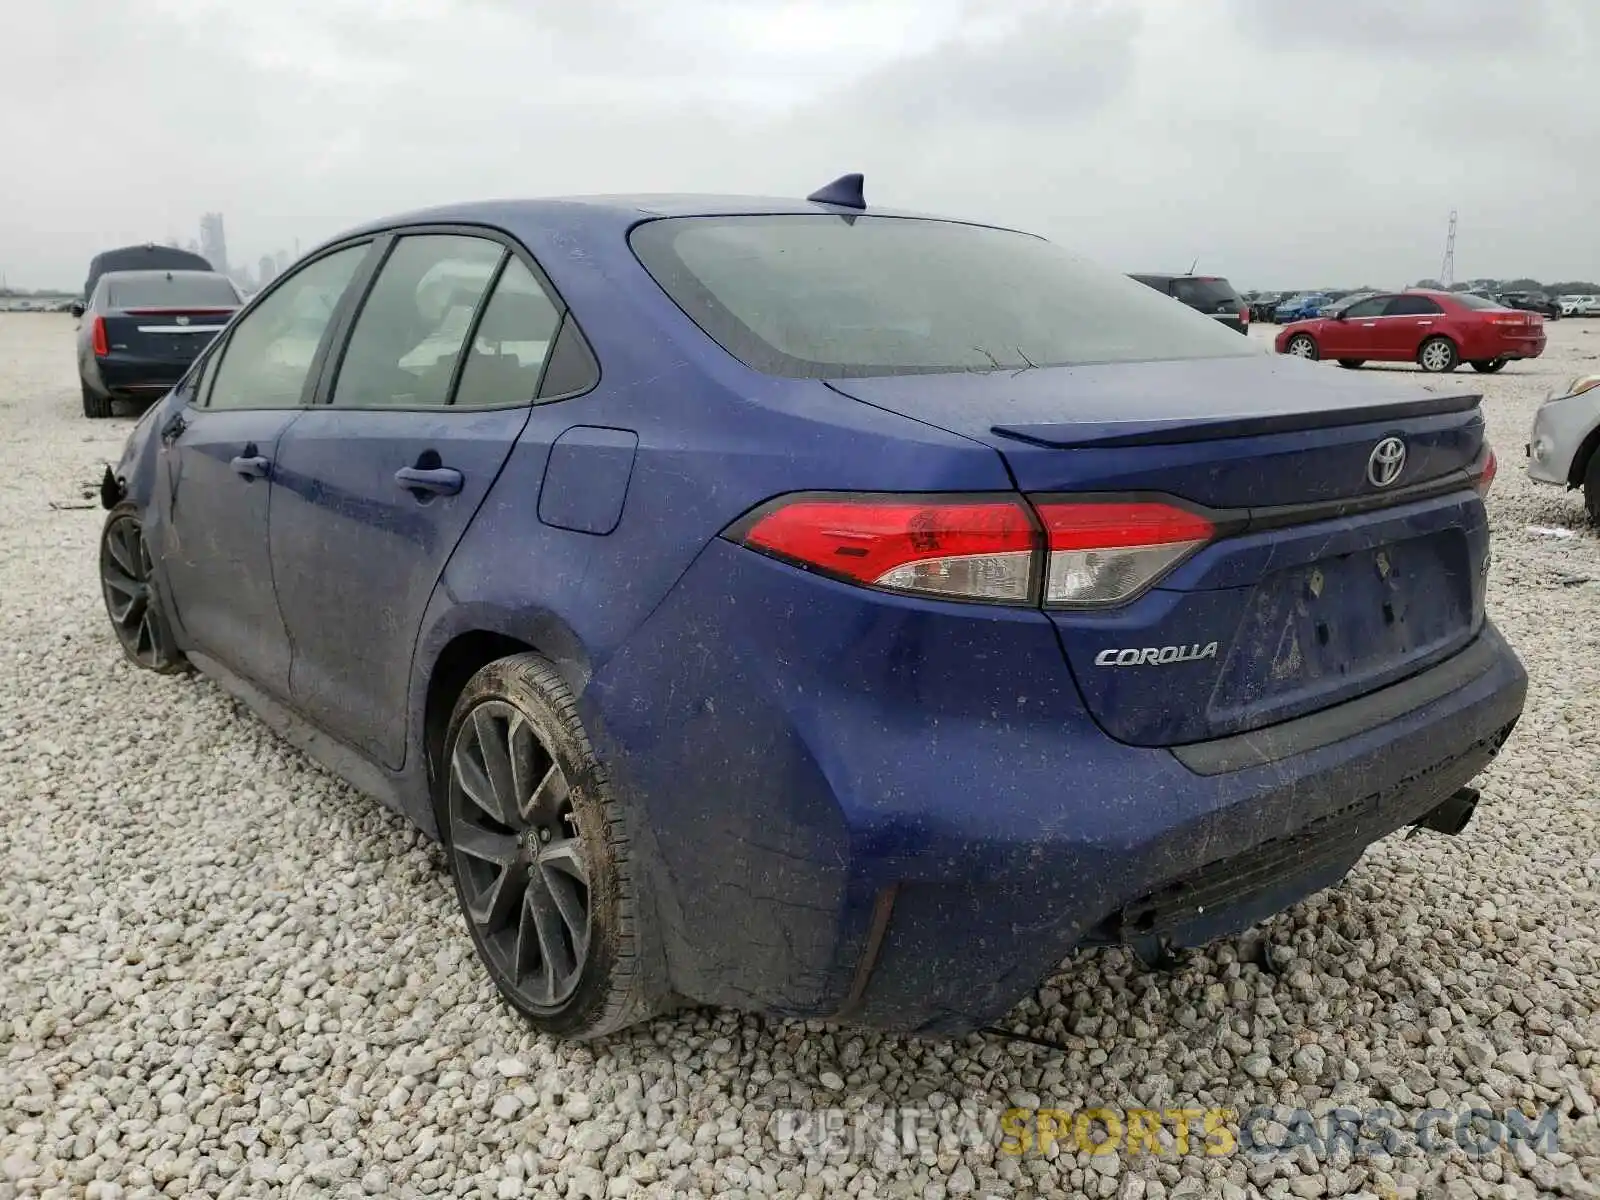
102;308;234;363
827;356;1490;747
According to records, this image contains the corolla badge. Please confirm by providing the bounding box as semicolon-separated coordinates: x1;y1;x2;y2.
1094;642;1219;667
1367;436;1407;488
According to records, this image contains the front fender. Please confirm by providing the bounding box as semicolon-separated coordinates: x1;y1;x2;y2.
103;392;181;512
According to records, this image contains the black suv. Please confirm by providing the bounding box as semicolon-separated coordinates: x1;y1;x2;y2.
1130;274;1249;333
1494;291;1561;320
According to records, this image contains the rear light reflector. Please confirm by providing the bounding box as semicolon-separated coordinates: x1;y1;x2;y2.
91;317;108;357
1239;306;1250;325
1475;447;1497;497
733;495;1038;603
1033;501;1215;606
728;494;1218;607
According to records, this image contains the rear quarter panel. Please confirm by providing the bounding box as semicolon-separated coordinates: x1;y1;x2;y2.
405;209;1013;774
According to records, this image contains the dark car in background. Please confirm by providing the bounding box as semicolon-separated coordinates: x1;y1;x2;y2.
1494;291;1561;320
1247;292;1283;323
1130;273;1250;333
77;269;241;417
74;244;215;316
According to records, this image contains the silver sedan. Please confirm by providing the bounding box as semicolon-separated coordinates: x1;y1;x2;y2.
1527;373;1600;522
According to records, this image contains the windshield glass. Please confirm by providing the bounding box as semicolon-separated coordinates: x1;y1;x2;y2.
630;215;1256;379
105;273;239;309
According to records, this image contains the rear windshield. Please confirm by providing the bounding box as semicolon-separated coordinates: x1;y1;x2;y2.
630;215;1256;379
1169;277;1240;306
1444;292;1508;311
105;274;238;309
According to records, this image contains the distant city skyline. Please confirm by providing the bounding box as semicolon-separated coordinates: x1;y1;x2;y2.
163;212;299;292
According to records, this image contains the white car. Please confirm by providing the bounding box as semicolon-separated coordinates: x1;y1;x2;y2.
1558;295;1600;317
1527;373;1600;523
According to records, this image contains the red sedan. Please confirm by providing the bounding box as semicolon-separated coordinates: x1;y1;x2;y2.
1274;289;1545;373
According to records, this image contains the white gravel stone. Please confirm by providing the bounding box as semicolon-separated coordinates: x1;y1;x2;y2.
0;315;1596;1199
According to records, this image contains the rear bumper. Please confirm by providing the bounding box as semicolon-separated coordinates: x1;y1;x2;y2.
586;541;1528;1033
1483;335;1545;361
90;352;195;398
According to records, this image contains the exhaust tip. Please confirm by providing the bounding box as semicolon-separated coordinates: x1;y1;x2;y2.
1411;786;1480;837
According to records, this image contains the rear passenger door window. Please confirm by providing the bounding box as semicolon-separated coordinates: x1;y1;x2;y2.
1342;296;1391;319
452;258;562;408
330;235;505;409
1384;295;1443;317
208;245;369;410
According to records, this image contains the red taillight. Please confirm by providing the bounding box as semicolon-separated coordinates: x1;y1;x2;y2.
728;494;1215;607
91;317;108;357
1475;447;1497;497
734;495;1038;603
1240;306;1251;325
1032;500;1215;606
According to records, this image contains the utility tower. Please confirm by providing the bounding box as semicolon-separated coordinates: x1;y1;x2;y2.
1439;209;1458;289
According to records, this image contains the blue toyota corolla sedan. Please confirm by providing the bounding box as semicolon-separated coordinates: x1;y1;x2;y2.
99;177;1527;1039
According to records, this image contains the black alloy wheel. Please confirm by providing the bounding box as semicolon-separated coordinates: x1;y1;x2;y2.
448;698;592;1008
99;507;186;673
438;654;662;1038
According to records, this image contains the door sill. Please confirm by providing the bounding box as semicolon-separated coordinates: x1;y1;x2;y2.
187;650;423;833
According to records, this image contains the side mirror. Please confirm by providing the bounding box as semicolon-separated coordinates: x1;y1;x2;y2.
69;301;85;318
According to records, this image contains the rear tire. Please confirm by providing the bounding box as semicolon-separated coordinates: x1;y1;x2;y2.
1337;359;1365;369
1417;336;1459;373
82;380;113;419
1285;334;1319;360
1471;359;1508;374
1585;451;1600;527
437;653;665;1040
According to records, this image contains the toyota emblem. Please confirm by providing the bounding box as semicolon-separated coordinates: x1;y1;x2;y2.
1367;436;1406;488
175;315;190;326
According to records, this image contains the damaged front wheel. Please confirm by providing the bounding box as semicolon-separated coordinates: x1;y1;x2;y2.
99;504;187;674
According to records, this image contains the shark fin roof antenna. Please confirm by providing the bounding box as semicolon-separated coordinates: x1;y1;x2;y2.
805;173;866;209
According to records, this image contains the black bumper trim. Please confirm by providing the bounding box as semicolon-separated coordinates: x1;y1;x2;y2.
1173;630;1502;776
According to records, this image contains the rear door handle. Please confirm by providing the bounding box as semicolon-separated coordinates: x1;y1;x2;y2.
394;466;464;497
230;454;270;480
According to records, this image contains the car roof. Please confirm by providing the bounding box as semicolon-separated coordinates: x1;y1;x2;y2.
323;194;1027;249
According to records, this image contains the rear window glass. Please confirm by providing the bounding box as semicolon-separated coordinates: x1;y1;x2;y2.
106;274;239;309
1444;292;1507;311
1170;277;1240;306
630;215;1256;379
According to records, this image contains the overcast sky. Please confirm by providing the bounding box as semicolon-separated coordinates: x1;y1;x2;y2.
2;0;1595;291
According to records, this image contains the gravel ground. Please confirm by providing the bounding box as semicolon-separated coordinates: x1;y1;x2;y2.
1;313;1597;1200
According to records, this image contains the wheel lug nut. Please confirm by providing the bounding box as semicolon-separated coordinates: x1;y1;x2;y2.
538;827;552;843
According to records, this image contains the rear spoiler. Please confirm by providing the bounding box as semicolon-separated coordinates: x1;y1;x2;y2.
990;391;1482;449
